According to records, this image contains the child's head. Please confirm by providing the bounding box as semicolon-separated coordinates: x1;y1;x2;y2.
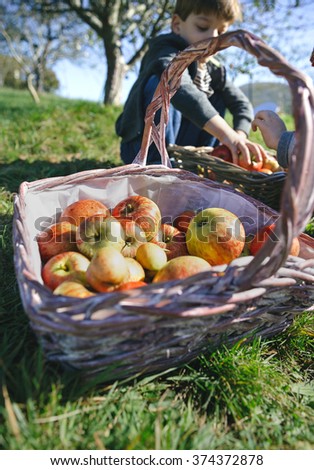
172;0;242;45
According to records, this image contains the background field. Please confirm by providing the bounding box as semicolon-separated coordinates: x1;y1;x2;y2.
0;88;313;450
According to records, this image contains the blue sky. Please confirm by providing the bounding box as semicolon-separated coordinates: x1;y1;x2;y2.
53;1;314;104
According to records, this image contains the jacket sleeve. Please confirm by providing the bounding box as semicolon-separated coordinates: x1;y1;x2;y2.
277;131;295;168
220;81;254;136
171;70;219;128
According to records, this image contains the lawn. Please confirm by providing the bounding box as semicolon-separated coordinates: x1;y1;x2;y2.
0;88;313;450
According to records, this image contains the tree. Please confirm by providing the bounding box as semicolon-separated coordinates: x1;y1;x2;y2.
41;0;312;105
41;0;173;105
0;0;93;103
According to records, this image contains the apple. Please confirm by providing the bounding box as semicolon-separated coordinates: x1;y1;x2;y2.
152;223;188;260
262;153;281;172
211;144;233;163
173;210;196;234
42;251;90;291
117;218;147;258
112;195;161;241
249;223;300;256
76;215;125;259
186;208;245;266
37;221;78;262
53;280;96;298
124;257;145;282
86;246;129;292
59;199;109;226
153;255;211;283
135;242;167;271
115;281;147;291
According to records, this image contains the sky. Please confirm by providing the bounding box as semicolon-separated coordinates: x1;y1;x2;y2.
53;1;314;105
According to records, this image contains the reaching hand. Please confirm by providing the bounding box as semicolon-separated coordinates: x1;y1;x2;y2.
204;114;270;170
251;110;287;150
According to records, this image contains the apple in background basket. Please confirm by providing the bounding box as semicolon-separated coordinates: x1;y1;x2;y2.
86;246;130;293
152;223;188;260
112;195;161;241
42;251;90;291
153;255;211;283
118;218;147;258
249;223;300;256
211;144;233;163
173;210;196;233
37;221;78;262
53;280;95;298
59;199;109;226
76;215;125;259
186;208;245;266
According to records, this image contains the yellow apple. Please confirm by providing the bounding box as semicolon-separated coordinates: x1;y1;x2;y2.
53;281;95;298
86;246;129;292
153;255;211;283
125;257;145;282
135;242;167;271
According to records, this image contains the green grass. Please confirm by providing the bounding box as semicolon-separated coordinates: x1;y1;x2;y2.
0;88;313;450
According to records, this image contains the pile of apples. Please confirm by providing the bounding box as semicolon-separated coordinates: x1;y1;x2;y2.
211;144;283;174
37;195;300;298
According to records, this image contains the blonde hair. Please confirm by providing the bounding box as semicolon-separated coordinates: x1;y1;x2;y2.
173;0;242;23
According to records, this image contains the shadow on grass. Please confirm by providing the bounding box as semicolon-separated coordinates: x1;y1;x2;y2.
0;158;122;194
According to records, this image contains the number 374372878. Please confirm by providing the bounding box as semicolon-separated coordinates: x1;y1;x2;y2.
191;454;264;466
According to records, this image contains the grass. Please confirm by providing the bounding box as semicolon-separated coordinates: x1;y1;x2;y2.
0;88;313;450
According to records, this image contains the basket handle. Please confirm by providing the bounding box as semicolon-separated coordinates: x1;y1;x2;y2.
135;29;314;285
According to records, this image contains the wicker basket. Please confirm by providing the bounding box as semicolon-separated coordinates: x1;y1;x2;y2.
13;30;314;382
168;144;286;211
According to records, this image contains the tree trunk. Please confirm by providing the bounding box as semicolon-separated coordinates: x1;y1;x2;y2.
27;73;41;104
104;45;127;105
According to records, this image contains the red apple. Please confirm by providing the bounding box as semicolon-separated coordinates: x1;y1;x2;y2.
136;242;168;272
86;246;129;292
59;199;109;226
37;221;78;262
115;281;147;291
211;144;233;162
53;280;95;298
249;223;300;256
153;255;211;283
186;208;245;266
152;223;188;260
76;215;125;259
173;210;196;234
117;218;147;258
112;195;161;241
42;251;90;291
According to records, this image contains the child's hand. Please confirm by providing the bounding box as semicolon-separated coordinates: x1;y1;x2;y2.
204;115;266;169
251;110;287;150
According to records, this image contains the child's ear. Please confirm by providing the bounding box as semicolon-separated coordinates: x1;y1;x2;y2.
171;14;182;34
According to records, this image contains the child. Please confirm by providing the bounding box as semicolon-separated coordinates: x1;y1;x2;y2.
252;110;294;168
116;0;266;167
